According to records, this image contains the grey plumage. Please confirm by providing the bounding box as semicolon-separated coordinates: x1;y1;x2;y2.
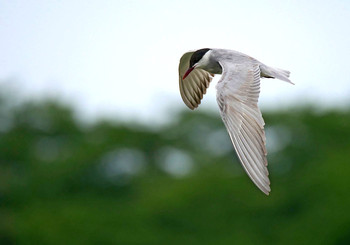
178;48;293;195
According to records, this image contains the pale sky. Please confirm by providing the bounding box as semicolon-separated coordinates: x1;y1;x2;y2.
1;0;350;123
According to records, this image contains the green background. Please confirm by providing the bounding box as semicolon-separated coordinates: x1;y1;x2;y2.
1;88;350;245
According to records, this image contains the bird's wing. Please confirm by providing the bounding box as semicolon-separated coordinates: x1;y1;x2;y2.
179;51;214;110
216;61;270;195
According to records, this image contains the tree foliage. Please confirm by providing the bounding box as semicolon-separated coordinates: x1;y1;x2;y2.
0;92;350;244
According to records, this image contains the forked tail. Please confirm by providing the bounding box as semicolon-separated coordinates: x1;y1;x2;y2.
260;64;294;85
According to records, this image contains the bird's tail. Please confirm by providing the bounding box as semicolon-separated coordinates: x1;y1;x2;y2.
260;64;294;85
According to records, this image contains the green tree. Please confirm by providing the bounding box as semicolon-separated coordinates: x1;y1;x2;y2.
0;90;349;244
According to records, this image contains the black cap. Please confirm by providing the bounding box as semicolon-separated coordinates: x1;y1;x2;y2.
189;48;211;67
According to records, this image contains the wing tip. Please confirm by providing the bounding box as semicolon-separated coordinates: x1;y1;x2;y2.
264;190;271;196
184;101;199;110
260;185;271;196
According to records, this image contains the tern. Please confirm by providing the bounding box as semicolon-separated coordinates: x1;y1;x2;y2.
178;48;293;195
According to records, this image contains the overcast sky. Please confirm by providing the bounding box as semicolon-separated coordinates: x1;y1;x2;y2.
1;0;349;123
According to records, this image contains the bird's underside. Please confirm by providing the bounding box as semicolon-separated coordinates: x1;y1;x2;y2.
178;49;292;195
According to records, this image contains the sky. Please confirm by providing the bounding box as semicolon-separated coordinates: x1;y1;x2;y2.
1;0;350;123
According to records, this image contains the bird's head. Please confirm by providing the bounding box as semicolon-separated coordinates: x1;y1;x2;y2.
183;48;211;80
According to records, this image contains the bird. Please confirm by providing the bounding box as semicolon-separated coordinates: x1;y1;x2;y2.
178;48;294;195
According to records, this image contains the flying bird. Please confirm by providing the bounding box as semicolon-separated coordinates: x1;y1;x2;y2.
178;48;293;195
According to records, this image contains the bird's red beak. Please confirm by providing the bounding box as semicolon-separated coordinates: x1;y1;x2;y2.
183;67;195;80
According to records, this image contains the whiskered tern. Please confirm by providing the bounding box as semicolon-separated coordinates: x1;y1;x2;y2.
179;48;293;195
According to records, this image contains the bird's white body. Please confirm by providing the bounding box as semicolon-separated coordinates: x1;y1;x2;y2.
178;48;293;195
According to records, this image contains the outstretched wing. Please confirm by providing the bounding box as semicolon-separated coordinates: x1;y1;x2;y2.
216;61;270;195
179;51;214;110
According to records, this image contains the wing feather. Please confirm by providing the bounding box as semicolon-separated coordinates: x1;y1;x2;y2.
216;61;270;195
179;52;214;110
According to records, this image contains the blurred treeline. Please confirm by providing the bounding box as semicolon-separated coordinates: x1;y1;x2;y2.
0;88;350;245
